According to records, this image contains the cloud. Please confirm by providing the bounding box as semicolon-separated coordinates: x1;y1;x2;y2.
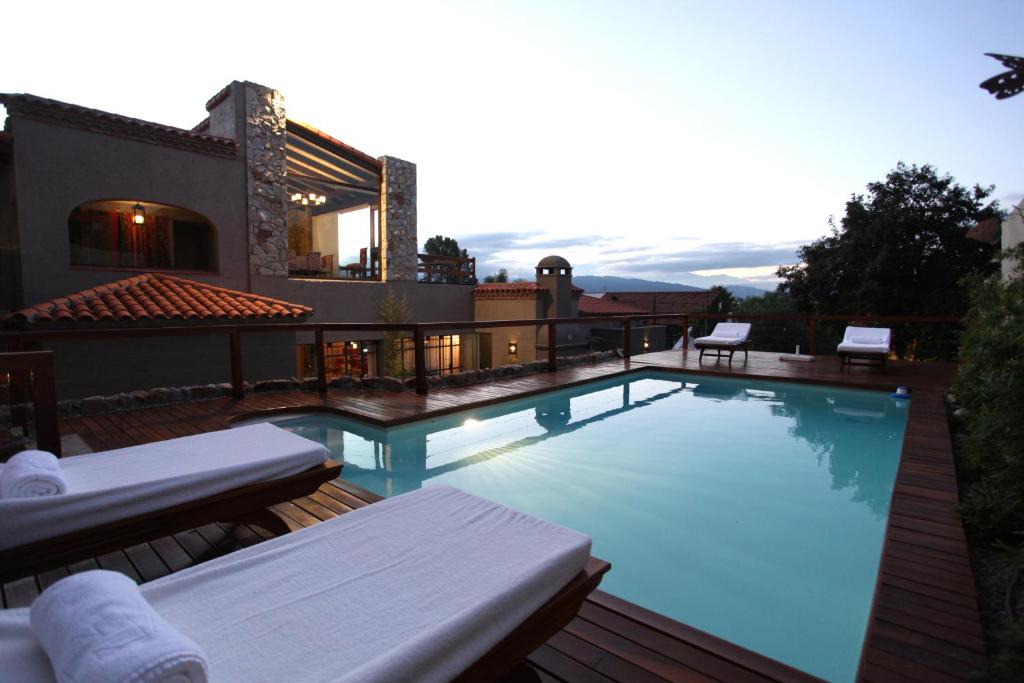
590;242;804;274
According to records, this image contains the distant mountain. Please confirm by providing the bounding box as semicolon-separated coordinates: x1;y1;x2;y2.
573;275;770;299
573;275;702;292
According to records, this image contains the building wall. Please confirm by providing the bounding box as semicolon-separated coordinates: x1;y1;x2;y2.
7;117;248;307
474;297;544;366
255;277;473;324
45;331;294;400
0;152;21;311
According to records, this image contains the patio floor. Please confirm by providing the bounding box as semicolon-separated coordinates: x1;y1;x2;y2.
2;351;983;682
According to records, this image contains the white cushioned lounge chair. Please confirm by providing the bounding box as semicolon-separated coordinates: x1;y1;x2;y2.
694;322;753;364
0;486;609;683
837;326;892;366
0;423;340;580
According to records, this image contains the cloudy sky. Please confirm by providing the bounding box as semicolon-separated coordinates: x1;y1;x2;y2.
3;0;1021;288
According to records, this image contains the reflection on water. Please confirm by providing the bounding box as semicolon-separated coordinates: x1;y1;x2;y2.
245;372;907;682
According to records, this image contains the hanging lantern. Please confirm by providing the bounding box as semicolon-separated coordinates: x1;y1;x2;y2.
132;202;146;225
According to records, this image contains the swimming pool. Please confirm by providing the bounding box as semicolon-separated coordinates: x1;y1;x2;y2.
250;371;908;681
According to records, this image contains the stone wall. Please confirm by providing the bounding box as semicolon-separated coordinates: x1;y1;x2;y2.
380;156;418;281
244;83;288;276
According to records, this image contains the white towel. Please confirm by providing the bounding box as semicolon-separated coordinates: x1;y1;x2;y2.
30;570;208;683
0;450;68;499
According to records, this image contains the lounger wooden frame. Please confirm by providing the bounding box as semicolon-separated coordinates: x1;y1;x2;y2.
0;460;341;582
455;556;611;682
696;340;752;364
839;350;888;367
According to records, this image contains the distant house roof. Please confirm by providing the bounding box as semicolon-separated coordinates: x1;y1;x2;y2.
473;282;584;300
597;291;710;315
578;295;646;316
966;216;1002;245
0;93;238;159
7;273;312;327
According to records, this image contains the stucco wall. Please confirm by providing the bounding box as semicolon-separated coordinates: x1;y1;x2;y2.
45;331;294;400
473;297;544;365
8;117;248;307
254;277;474;324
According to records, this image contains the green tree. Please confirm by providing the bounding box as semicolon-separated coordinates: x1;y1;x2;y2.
734;290;804;353
708;285;736;315
423;235;473;284
378;290;412;377
483;268;509;283
777;162;1000;358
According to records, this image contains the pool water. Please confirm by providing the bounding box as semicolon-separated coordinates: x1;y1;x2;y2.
256;371;907;682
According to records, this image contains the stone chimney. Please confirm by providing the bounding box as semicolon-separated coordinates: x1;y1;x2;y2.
379;156;418;281
206;81;288;276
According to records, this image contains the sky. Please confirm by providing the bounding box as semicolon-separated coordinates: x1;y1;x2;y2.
2;0;1021;288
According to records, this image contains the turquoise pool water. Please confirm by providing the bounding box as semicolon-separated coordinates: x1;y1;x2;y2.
255;372;908;682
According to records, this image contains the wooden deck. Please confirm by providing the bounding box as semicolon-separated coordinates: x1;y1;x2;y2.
2;352;984;682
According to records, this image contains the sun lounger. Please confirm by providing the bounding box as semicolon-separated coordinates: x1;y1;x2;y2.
837;326;891;366
694;322;753;364
0;486;610;683
0;423;340;580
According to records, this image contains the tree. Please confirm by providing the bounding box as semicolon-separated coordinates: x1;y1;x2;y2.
483;268;509;284
707;285;736;315
777;162;1000;357
734;291;804;353
423;235;473;284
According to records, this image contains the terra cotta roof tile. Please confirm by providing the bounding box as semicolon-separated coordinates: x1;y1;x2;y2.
8;273;312;326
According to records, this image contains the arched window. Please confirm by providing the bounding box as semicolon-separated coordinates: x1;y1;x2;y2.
68;200;216;271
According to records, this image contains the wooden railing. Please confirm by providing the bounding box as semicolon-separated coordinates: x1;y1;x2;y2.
0;313;960;402
417;254;476;284
0;351;61;456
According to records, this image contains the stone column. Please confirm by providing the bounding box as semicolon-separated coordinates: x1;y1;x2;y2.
244;83;288;276
379;156;418;282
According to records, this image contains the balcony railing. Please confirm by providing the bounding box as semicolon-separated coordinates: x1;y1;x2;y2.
417;254;476;284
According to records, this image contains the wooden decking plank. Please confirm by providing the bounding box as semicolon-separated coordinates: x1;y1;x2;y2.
95;550;144;583
149;536;197;573
545;629;669;683
123;543;171;582
35;566;70;592
526;643;618;683
2;576;39;609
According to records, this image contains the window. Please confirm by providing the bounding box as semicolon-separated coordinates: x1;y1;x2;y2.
68;200;216;271
394;335;463;376
296;341;378;380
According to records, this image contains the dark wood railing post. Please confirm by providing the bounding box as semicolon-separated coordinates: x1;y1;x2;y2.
29;352;61;457
547;322;557;372
682;315;689;349
623;319;632;358
413;325;428;395
809;318;818;356
315;327;327;393
228;330;244;400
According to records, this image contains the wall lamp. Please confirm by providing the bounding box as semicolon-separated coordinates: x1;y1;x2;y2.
132;202;146;225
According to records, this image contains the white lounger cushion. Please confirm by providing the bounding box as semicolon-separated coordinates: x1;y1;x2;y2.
695;322;752;346
0;486;592;683
837;326;891;354
0;423;328;550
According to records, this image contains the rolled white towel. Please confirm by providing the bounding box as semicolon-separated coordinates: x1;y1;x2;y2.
0;450;68;498
30;570;208;683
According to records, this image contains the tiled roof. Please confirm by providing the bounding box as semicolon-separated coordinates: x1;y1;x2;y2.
598;291;710;315
9;274;312;326
966;216;1001;244
0;93;238;159
473;282;584;300
578;295;647;316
